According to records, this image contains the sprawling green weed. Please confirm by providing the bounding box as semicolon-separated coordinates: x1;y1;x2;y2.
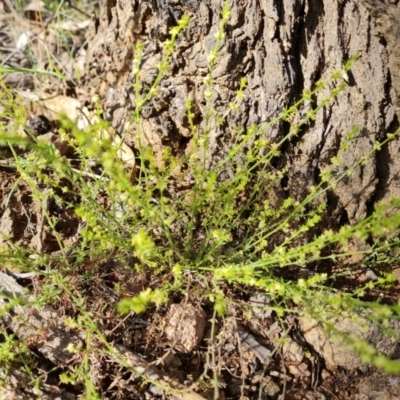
1;1;400;397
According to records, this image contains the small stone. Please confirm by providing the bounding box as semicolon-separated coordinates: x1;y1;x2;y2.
262;376;280;397
299;314;400;371
148;384;163;396
282;339;304;363
224;343;236;351
249;294;272;319
288;363;311;377
321;369;331;380
164;303;206;353
364;268;378;281
0;208;14;245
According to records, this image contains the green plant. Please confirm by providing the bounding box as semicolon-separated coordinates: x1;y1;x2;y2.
1;1;400;398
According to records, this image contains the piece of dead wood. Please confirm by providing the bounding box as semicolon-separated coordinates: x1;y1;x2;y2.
236;325;272;364
0;363;76;400
0;271;82;365
112;343;207;400
0;271;207;400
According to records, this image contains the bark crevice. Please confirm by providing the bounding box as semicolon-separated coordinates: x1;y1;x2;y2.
84;0;400;223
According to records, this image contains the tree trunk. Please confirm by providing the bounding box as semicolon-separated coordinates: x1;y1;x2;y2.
84;0;400;224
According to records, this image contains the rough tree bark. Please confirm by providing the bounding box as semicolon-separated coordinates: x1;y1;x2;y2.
84;0;400;224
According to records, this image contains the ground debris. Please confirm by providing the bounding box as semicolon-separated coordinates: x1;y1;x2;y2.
164;303;207;353
236;325;272;364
